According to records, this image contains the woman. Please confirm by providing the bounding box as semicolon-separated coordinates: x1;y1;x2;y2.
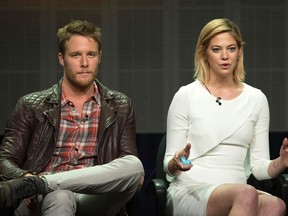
164;18;288;216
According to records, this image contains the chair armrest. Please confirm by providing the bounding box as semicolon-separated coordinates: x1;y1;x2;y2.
273;173;288;205
146;179;167;216
146;178;167;197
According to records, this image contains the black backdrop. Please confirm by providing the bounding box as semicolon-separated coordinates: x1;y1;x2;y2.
0;0;287;134
1;1;288;215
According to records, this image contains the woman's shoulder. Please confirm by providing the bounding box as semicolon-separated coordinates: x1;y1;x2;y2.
243;83;268;105
244;83;266;97
176;80;200;94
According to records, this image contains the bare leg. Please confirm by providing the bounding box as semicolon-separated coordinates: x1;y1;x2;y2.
206;183;286;216
258;193;286;216
206;184;258;216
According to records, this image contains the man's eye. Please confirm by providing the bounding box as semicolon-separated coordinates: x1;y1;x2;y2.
88;53;96;57
71;54;79;58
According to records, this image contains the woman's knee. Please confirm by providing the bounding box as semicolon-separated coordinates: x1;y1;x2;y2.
260;195;286;216
274;197;286;216
236;184;258;204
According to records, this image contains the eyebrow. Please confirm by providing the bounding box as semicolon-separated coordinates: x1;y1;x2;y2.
211;43;237;47
69;50;98;55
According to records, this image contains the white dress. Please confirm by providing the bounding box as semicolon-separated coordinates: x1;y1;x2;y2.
164;80;272;216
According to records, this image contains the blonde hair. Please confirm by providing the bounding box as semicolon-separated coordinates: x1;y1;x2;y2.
194;18;245;84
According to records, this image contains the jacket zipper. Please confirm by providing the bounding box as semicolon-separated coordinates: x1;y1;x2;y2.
34;119;50;174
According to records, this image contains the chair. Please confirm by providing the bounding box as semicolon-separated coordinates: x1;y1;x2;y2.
146;135;169;216
146;135;288;216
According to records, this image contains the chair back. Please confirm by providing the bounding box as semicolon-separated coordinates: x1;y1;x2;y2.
156;135;169;186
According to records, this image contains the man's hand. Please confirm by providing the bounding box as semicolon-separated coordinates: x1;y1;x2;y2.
23;172;37;209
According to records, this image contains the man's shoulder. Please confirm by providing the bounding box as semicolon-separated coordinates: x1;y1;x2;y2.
105;89;132;110
21;83;59;105
111;89;131;103
97;80;131;105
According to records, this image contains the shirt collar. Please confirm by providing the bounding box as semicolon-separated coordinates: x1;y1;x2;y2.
61;82;101;107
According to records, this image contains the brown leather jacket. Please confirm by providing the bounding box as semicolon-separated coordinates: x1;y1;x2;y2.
0;79;138;180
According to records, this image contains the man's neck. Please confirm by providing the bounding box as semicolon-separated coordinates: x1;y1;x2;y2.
62;81;95;101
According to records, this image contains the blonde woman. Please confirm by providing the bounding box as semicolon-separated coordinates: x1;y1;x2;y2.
164;18;288;216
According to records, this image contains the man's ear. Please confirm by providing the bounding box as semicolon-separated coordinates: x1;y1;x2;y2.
99;50;102;63
58;52;64;66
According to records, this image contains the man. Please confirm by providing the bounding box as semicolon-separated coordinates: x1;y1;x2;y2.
0;20;144;216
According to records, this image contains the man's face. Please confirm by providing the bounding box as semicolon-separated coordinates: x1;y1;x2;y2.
58;35;102;90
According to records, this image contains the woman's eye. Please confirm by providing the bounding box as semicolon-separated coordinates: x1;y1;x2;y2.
228;47;236;52
212;48;221;53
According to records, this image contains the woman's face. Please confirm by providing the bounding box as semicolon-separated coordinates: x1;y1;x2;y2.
205;32;241;79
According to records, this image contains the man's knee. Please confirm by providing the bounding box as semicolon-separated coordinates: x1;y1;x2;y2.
42;190;76;214
122;155;144;175
116;155;144;193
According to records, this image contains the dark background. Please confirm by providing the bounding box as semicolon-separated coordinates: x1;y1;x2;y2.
0;0;288;215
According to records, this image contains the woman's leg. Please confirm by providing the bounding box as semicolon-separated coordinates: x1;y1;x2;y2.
206;183;286;216
206;183;259;216
258;193;286;216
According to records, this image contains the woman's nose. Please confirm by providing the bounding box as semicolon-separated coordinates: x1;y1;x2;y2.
221;50;228;60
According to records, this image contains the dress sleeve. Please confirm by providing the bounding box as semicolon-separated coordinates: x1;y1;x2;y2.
164;87;190;178
249;91;272;180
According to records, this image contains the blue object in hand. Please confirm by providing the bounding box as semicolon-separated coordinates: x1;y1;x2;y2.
180;156;192;165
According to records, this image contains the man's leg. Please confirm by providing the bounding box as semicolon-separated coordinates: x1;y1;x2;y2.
14;197;41;216
0;176;47;209
45;155;144;215
0;155;144;213
76;193;129;216
41;190;76;216
44;155;144;196
14;191;137;216
42;155;143;216
14;191;77;216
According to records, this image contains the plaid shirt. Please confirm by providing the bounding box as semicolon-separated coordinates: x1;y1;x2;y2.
43;84;101;173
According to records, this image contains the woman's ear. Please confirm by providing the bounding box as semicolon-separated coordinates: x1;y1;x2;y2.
237;47;243;61
200;45;206;60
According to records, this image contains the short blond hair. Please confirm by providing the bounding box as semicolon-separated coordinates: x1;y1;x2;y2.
57;20;101;54
194;18;245;84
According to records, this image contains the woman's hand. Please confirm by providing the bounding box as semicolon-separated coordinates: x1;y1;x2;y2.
279;137;288;167
268;138;288;178
168;143;193;175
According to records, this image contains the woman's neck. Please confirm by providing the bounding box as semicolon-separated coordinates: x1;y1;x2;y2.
202;80;243;100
